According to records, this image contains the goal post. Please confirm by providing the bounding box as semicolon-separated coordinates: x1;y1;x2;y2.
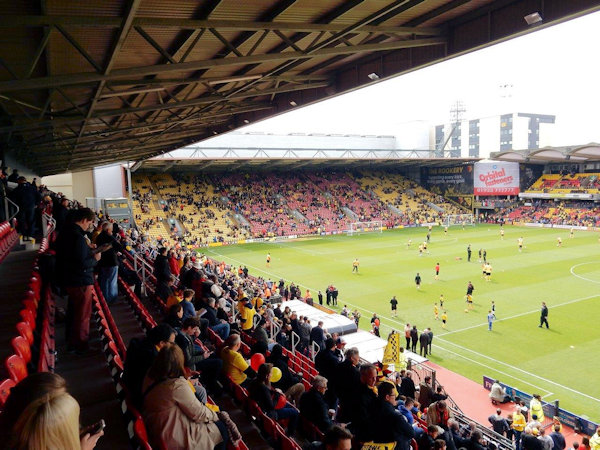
444;214;475;227
348;220;383;236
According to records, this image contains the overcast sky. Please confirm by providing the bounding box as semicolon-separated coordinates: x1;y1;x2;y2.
240;10;600;147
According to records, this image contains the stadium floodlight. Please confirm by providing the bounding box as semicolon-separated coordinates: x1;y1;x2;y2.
367;72;380;81
524;12;542;25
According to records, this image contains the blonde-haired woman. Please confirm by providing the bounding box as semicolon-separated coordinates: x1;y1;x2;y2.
6;375;102;450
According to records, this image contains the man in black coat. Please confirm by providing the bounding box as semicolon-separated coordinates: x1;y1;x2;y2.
315;338;340;408
335;347;361;421
419;330;430;357
310;320;326;352
398;370;417;399
153;247;171;285
299;375;332;433
10;177;40;238
346;364;378;442
370;382;415;450
95;222;122;304
123;324;175;407
55;208;100;353
175;318;222;395
410;326;418;353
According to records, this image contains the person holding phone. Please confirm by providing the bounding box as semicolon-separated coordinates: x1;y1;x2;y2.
0;372;103;450
55;208;100;354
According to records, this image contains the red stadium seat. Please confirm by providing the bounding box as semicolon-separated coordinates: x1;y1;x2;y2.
16;321;34;346
19;309;35;330
5;355;27;382
0;378;16;408
11;336;32;364
280;432;302;450
132;417;152;450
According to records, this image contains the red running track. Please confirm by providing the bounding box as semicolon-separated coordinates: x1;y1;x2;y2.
426;362;584;446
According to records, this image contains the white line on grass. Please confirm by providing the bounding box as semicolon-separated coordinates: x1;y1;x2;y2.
437;293;600;337
434;337;600;403
205;248;600;404
570;262;600;284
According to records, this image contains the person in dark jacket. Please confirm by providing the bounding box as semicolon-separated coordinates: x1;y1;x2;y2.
95;222;122;304
399;370;417;399
203;297;230;339
310;321;326;353
174;317;222;395
266;344;305;405
410;326;418;352
53;197;70;232
418;376;434;410
419;330;430;357
123;324;175;408
248;363;298;435
419;425;440;450
335;347;361;422
10;177;40;238
54;208;99;353
346;364;378;442
370;382;415;450
549;425;565;450
164;303;184;329
153;247;171;285
299;376;332;433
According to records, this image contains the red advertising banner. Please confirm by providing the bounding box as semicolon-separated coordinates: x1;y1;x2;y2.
473;162;520;196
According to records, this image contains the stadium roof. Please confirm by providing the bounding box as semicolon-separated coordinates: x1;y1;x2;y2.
1;1;599;175
492;143;600;164
138;148;479;172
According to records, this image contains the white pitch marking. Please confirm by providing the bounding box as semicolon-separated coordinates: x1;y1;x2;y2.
570;262;600;284
205;249;600;404
438;293;600;337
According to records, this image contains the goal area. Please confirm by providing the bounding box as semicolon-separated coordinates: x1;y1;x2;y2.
444;214;475;227
348;221;383;236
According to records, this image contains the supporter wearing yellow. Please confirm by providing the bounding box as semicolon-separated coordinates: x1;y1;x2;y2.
512;406;527;450
239;298;256;331
251;295;263;310
221;334;252;386
530;394;545;422
590;427;600;450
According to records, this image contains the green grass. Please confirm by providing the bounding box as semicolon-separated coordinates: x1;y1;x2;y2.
203;224;600;421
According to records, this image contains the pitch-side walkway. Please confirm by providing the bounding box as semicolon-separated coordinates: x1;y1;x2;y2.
427;362;580;445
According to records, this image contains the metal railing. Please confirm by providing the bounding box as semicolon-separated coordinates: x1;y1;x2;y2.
41;212;56;237
3;197;19;222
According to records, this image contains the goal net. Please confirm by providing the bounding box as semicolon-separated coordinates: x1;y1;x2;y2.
348;221;383;236
444;214;475;227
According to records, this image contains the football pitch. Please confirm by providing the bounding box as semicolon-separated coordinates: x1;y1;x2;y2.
204;224;600;421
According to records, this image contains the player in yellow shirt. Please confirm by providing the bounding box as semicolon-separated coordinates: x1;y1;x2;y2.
556;237;562;247
433;303;439;320
439;294;445;309
500;228;505;240
441;311;448;329
352;258;360;273
266;253;271;267
518;237;523;252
